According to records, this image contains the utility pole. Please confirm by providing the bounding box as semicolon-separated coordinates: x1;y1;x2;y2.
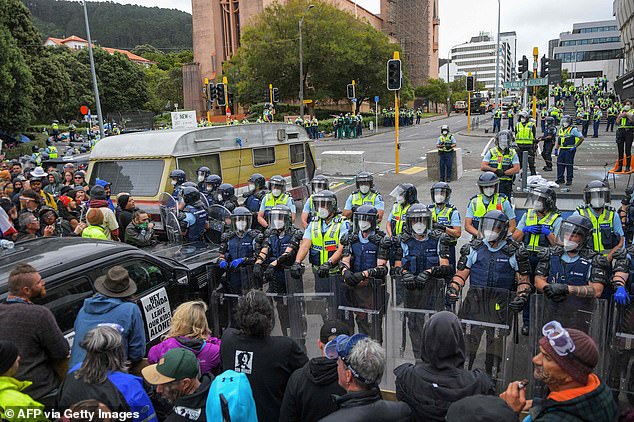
532;47;538;120
298;5;314;119
82;0;104;139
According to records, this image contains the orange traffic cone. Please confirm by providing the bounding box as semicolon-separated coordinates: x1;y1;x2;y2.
608;157;624;174
626;155;634;174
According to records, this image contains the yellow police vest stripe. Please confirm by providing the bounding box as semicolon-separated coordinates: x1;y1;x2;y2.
432;205;454;223
264;193;290;208
438;135;454;152
489;148;516;181
557;127;580;149
310;217;343;265
577;207;614;255
515;123;534;144
351;192;378;207
391;203;411;234
524;209;560;252
471;194;505;218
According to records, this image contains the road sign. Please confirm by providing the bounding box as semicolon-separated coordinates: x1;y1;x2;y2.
374;96;379;103
171;111;197;129
527;78;548;87
503;81;524;89
80;105;89;115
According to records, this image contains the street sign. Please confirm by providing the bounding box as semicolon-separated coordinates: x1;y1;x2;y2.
171;111;197;129
374;96;379;103
527;78;548;87
503;81;524;89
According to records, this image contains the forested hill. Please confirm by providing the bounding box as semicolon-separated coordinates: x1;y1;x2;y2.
22;0;192;50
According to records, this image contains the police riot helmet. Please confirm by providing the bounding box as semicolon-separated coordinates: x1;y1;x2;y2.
181;186;201;206
268;175;286;195
248;173;266;191
182;181;198;189
478;210;509;244
545;116;555;127
560;115;573;128
268;204;292;231
231;206;252;234
310;175;330;194
440;125;449;135
405;203;432;236
524;185;557;213
559;215;593;252
355;171;374;194
477;172;499;198
216;183;235;202
495;130;514;151
430;182;451;205
205;174;222;192
390;183;417;206
353;205;378;233
517;111;529;122
583;180;610;209
196;166;211;182
312;190;337;219
169;169;187;185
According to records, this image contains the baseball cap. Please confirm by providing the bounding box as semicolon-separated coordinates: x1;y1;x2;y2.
142;348;200;385
319;321;352;344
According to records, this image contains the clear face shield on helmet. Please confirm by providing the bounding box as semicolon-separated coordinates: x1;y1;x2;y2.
197;171;206;183
432;187;449;205
558;221;588;252
524;190;548;213
268;209;290;231
496;131;512;150
480;183;498;198
585;188;609;209
478;217;507;244
407;213;431;236
270;181;285;197
353;212;376;234
314;198;334;219
311;179;329;194
390;185;406;205
358;181;372;195
561;116;572;127
232;214;252;234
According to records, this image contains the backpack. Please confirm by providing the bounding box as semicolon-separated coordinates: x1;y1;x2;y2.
206;370;258;422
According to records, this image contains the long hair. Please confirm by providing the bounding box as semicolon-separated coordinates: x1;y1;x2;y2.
236;290;274;338
74;326;127;384
164;301;211;340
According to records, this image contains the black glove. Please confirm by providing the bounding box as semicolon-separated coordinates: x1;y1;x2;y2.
277;252;293;266
290;262;304;279
253;263;264;279
390;266;404;276
402;272;417;290
432;222;447;232
509;294;528;312
543;283;569;303
446;285;460;304
430;265;452;279
317;262;332;278
495;169;505;177
264;265;276;281
415;271;430;289
343;270;364;287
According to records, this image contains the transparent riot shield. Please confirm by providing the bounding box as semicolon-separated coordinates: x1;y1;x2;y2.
206;205;231;244
209;266;258;337
608;301;634;406
159;192;183;243
262;268;295;339
529;293;608;398
458;286;514;390
199;192;210;209
337;277;387;343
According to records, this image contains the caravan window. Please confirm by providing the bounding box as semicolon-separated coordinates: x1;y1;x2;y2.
289;144;305;165
177;154;222;181
90;160;164;197
253;147;276;167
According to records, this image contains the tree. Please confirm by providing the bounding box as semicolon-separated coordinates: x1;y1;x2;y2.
0;26;34;132
415;79;447;112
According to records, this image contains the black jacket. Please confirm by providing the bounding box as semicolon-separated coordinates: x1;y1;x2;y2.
279;357;346;422
117;207;136;235
164;374;213;422
394;311;494;421
319;388;411;422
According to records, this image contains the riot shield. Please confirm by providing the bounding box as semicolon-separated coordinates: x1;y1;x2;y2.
529;293;608;398
263;268;295;339
608;301;634;406
159;192;183;244
337;277;387;343
206;205;231;244
458;286;514;389
209;266;258;337
199;192;210;209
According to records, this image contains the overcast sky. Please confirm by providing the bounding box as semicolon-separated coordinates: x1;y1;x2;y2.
95;0;616;61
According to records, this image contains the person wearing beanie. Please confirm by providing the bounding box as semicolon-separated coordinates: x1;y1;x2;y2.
115;192;137;234
446;395;517;422
94;178;115;211
500;321;618;422
88;185;119;241
0;341;46;420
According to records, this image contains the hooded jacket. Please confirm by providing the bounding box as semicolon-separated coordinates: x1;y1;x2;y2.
43;172;63;197
164;374;213;422
0;377;45;421
318;388;411;422
280;357;346;422
148;337;221;375
69;294;146;368
394;311;495;422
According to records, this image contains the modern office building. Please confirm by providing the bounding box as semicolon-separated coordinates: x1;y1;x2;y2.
614;0;634;98
499;31;517;80
551;20;624;87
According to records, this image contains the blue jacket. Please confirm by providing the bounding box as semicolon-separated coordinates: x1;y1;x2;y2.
70;294;146;367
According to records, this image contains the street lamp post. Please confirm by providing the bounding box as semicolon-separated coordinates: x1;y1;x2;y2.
299;4;314;119
81;0;105;139
494;0;501;109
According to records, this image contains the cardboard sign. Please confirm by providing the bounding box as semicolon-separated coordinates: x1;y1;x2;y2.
141;287;171;341
171;111;198;129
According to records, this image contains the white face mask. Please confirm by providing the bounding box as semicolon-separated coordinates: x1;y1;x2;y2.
441;130;448;136
412;222;426;235
272;188;282;197
483;229;498;242
197;175;205;182
563;239;579;252
483;187;495;197
271;219;285;230
590;198;604;209
358;220;372;232
235;221;247;232
248;182;256;192
397;195;405;204
171;179;177;186
359;185;370;194
318;207;330;219
217;194;224;201
533;200;544;212
435;193;446;204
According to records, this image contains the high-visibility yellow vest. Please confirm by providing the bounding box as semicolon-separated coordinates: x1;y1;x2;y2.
557;127;580;149
46;146;58;158
437;135;454;152
390;203;411;235
432;205;455;226
524;209;560;252
470;194;506;218
577;206;616;255
310;216;344;267
264;193;290;208
515;122;535;145
488;147;517;181
351;191;378;208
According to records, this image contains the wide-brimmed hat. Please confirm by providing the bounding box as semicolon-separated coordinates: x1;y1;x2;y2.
94;266;137;298
30;167;48;179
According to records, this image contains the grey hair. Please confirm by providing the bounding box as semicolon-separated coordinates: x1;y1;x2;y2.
347;338;385;387
74;325;127;384
18;212;35;230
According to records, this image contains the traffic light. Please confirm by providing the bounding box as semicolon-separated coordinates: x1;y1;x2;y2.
228;92;234;106
346;84;355;99
208;83;216;101
272;87;280;103
549;58;562;85
216;83;226;106
518;55;529;75
466;75;475;92
540;56;550;78
387;59;402;91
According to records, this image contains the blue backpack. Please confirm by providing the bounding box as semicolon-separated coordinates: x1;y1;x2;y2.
206;370;258;422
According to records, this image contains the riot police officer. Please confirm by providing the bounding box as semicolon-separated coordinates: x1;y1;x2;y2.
514;111;537;175
258;175;296;228
169;169;187;200
540;116;557;171
196;166;211;191
301;175;329;228
343;172;384;223
465;172;516;238
447;210;531;375
179;186;208;242
254;205;304;335
386;183;418;237
218;207;261;294
339;205;389;341
481;130;520;198
393;204;453;357
243;173;267;213
214;183;239;212
204;174;222;204
428;182;461;267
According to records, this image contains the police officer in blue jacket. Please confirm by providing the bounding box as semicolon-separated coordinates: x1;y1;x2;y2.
196;166;211;191
339;205;389;342
169;169;187;200
179;186;208;242
214;183;239;212
204;174;223;205
243;173;268;229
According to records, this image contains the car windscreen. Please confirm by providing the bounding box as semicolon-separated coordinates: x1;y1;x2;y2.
90;160;165;197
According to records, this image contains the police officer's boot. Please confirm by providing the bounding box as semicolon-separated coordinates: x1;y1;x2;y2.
626;156;632;173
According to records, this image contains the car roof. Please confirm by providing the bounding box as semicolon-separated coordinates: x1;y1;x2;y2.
0;238;139;286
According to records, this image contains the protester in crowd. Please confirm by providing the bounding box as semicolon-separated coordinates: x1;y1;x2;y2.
58;326;157;422
446;395;518;422
73;171;88;189
11;176;24;206
30;167;57;211
320;334;411;421
0;341;46;417
16;211;53;242
67;189;87;219
500;320;618;421
10;162;22;179
115;193;137;233
63;171;74;187
205;370;258;421
2;182;14;199
0;198;18;240
19;189;41;216
124;210;157;247
148;301;221;375
0;264;69;408
394;311;495;421
143;348;212;422
57;194;80;230
69;266;146;368
280;321;351;422
79;208;107;239
220;290;308;422
88;185;119;240
38;206;73;237
44;171;64;198
94;179;115;211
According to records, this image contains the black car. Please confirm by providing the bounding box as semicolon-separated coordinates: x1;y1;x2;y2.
0;237;219;348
